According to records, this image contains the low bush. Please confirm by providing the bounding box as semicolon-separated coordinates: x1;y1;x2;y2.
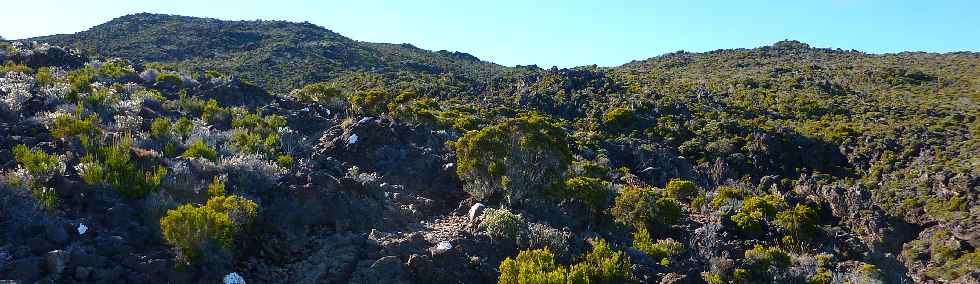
480;208;526;241
455;113;571;205
498;239;634;284
150;117;173;140
611;186;682;231
730;194;784;233
86;138;167;197
733;245;791;282
50;113;100;140
632;226;683;265
12;144;65;183
560;176;612;218
664;178;697;201
775;203;820;244
160;195;258;264
183;139;217;161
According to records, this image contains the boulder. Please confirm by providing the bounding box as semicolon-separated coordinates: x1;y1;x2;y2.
45;250;70;274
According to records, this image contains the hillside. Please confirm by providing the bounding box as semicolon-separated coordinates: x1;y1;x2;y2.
2;13;978;283
33;13;503;94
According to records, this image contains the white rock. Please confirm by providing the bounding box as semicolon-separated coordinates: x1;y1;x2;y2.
443;163;455;170
348;134;359;145
468;203;486;224
223;272;246;284
430;241;453;256
77;223;88;235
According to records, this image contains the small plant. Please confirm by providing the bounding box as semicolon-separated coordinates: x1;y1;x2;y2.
205;194;259;232
183;139;217;161
632;227;683;265
664;178;697;201
350;87;390;115
275;154;294;168
88;137;167;197
12;144;65;183
50;113;100;140
498;248;568;284
160;195;258;265
207;176;226;197
710;186;746;210
230;129;262;154
479;208;526;241
160;204;232;264
498;239;634;284
602;106;636;131
734;244;791;282
567;239;634;283
730;194;784;233
174;117;194;141
611;186;682;231
775;203;820;245
150;117;173;140
155;73;183;87
560;176;612;218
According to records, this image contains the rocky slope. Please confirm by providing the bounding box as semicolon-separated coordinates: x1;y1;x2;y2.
0;13;977;283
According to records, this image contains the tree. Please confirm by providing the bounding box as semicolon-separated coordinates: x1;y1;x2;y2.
455;113;572;206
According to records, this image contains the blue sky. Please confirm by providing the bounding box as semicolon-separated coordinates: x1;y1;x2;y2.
2;0;978;67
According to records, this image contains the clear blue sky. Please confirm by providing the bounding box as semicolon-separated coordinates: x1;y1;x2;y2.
2;0;978;67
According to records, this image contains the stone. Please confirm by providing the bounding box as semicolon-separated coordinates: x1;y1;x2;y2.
223;272;246;284
46;250;70;274
429;241;453;256
467;203;486;225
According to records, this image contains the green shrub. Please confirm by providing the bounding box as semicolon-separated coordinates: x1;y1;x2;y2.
602;107;636;131
160;195;258;264
174;117;194;140
561;176;611;217
155;73;182;87
0;61;32;74
931;250;980;281
775;204;820;243
734;245;792;282
207;176;226;197
150;117;172;140
35;67;55;86
710;186;746;210
664;178;697;201
730;194;784;233
50;113;100;140
292;82;348;111
182;139;217;161
12;144;65;182
160;204;233;264
568;239;634;283
480;208;526;240
498;248;568;284
350;87;390;115
275;154;294;168
498;239;634;284
632;226;683;265
205;195;259;232
611;186;682;231
455;113;572;205
230;129;263;154
201;99;229;124
88;138;167;197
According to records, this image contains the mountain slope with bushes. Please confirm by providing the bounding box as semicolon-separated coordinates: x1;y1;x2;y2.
1;13;977;283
